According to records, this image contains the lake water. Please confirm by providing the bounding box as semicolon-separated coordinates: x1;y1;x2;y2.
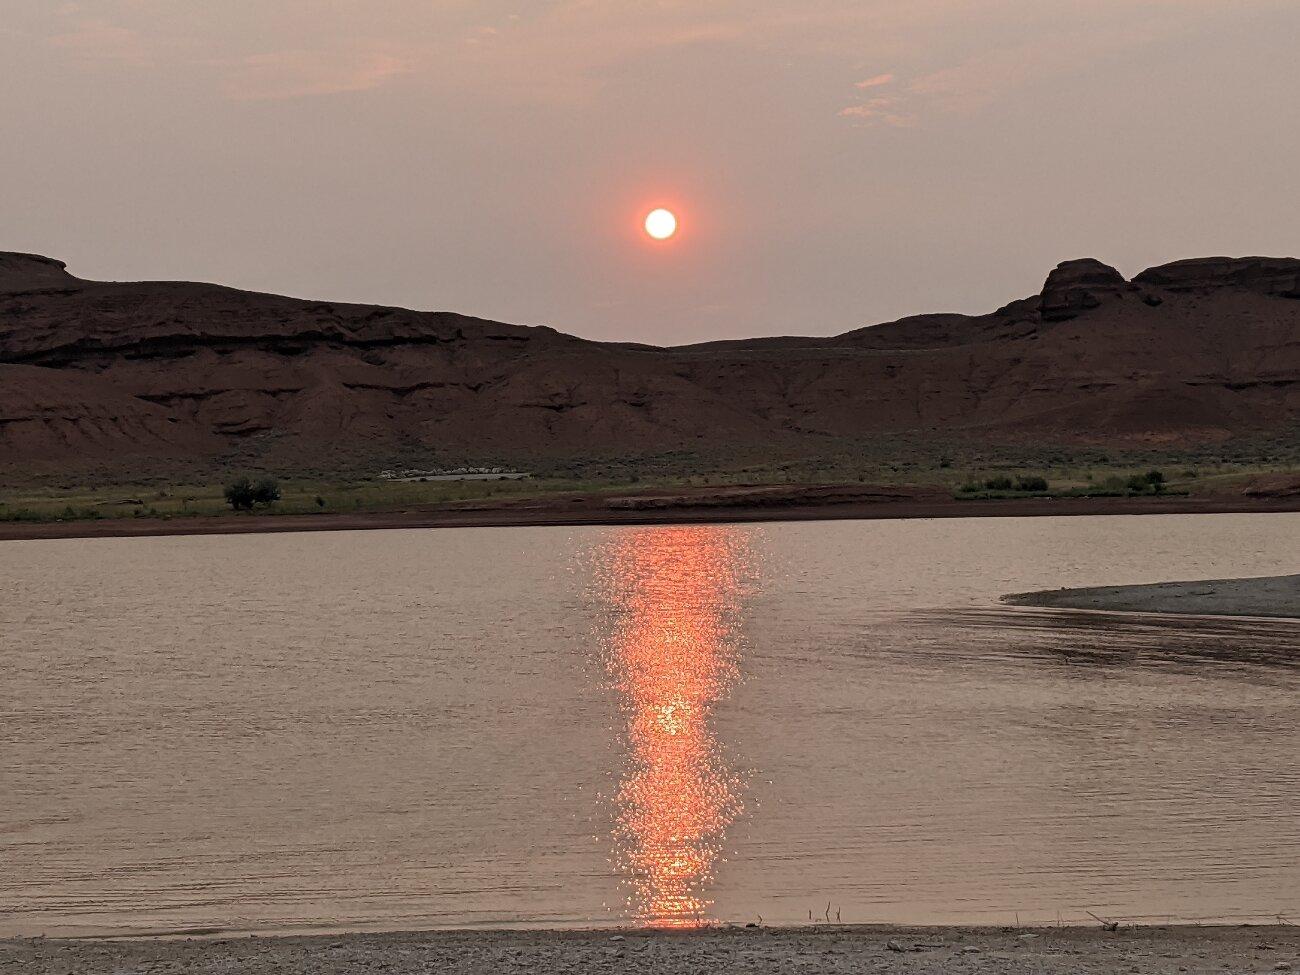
2;514;1298;936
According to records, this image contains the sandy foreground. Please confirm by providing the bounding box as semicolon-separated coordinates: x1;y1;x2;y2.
3;926;1299;975
1006;574;1300;618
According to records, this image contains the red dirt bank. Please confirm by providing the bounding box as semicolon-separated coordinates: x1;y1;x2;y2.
2;486;1297;543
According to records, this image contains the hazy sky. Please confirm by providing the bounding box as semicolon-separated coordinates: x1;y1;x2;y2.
4;2;1298;343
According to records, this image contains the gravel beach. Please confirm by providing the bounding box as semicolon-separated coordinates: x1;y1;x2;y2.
3;926;1298;975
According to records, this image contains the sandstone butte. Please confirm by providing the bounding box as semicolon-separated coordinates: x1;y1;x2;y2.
2;251;1298;480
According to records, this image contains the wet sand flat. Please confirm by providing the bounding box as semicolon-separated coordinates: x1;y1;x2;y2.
1006;574;1300;618
3;925;1298;975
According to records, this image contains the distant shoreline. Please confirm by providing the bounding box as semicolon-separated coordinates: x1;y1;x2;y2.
2;493;1298;542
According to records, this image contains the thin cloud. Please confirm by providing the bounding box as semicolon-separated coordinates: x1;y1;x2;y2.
48;19;151;65
855;73;895;89
35;1;1296;113
223;49;410;101
907;47;1042;112
838;97;916;128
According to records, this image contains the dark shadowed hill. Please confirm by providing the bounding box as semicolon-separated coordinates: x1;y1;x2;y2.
2;251;1298;481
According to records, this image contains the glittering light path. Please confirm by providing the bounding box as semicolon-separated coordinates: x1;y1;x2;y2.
595;526;754;927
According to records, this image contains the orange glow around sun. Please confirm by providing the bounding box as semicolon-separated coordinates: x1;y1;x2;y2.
596;525;752;928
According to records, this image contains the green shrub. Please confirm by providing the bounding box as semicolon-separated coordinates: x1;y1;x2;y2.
984;475;1014;491
251;478;281;505
224;476;281;511
1118;469;1168;494
1015;476;1049;492
224;477;255;510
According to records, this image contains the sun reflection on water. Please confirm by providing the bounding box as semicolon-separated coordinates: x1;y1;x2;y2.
595;525;754;928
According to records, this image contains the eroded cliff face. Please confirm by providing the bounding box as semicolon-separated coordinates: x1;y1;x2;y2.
2;252;1298;479
0;253;81;293
1134;257;1300;297
1039;258;1131;322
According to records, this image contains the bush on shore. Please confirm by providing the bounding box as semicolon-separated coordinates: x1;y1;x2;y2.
957;474;1050;496
223;476;281;511
1125;470;1166;494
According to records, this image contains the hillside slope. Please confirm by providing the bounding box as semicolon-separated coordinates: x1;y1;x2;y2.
2;252;1298;480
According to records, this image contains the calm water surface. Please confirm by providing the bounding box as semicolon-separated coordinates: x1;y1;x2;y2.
2;514;1298;935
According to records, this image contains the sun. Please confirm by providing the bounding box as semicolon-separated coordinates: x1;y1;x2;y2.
644;208;678;240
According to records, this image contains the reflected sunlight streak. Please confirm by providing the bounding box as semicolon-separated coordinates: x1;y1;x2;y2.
596;526;754;927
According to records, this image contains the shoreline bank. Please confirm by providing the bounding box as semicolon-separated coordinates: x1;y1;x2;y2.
4;924;1297;975
2;494;1298;543
1006;573;1300;619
